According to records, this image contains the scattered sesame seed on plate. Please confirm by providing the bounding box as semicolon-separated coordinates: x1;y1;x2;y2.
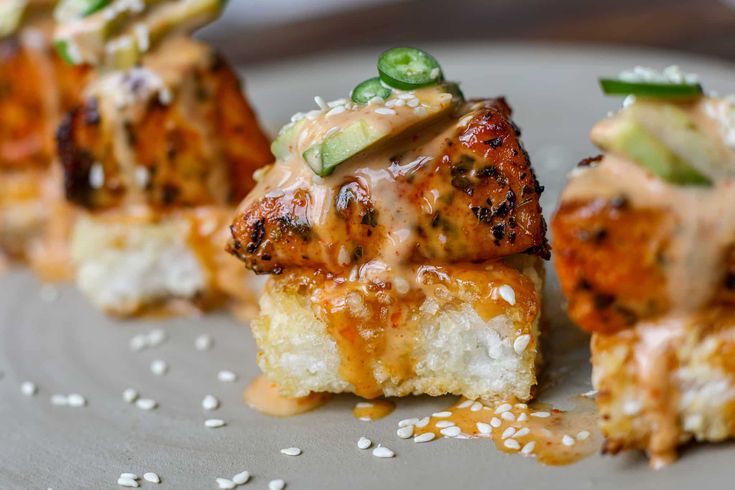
269;479;286;490
357;436;372;449
398;417;418;427
280;447;301;456
501;427;516;440
147;329;166;347
129;334;148;352
372;445;395;458
195;334;213;351
531;411;550;418
202;395;219;411
504;439;521;450
490;417;502;428
205;419;226;429
432;411;452;418
150;360;168;376
117;477;139;488
216;478;236;489
67;394;86;407
119;473;138;480
135;398;157;411
521;441;536;455
21;381;37;397
232;471;250;485
577;430;591;441
513;334;531;354
396;425;414;439
476;422;491;434
435;421;455;429
413;432;435;443
440;426;461;438
217;370;237;382
123;389;138;404
494;403;512;414
143;472;160;484
562;434;576;446
415;417;430;428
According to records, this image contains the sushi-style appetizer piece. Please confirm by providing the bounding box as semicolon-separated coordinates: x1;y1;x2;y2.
228;48;549;401
552;67;735;467
55;0;272;315
0;0;87;271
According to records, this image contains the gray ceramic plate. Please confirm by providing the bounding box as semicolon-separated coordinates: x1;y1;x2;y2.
2;44;735;490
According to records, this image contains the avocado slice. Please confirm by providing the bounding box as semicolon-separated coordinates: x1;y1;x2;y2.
593;114;711;185
302;91;458;177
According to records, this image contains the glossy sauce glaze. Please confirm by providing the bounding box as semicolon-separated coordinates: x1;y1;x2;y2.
352;399;396;421
244;375;331;417
559;97;735;467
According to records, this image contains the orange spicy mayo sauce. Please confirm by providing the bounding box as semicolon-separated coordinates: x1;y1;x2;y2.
244;375;331;417
352;399;396;421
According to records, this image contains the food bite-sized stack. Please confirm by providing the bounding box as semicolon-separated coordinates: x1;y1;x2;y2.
0;0;87;273
553;67;735;467
228;48;549;401
54;0;271;315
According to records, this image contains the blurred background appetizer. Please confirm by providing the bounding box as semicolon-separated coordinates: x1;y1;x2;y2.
54;0;271;315
552;68;735;467
228;48;549;402
0;0;87;276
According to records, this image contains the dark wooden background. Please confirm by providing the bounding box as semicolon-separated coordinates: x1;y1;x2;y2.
202;0;735;66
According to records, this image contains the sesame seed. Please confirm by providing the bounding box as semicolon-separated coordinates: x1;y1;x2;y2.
357;436;372;449
326;106;346;117
67;394;86;407
531;411;550;418
581;389;598;398
430;67;440;79
504;439;521;450
202;395;219;411
217;370;237;382
195;334;213;351
129;334;148;352
135;398;157;410
517;413;528;422
269;479;286;490
435;421;455;429
440;426;461;437
232;471;250;485
515;403;528;409
280;447;301;456
562;435;576;446
134;166;149;188
470;401;483;412
216;478;236;489
501;427;516;439
413;432;435;443
397;92;416;99
513;334;531;354
375;107;397;116
515;428;530;438
501;412;516;421
314;96;327;110
117;477;139;488
415;417;430;428
458;113;474;127
150;360;168;376
494;403;512;414
577;430;591;441
396;425;414;439
143;473;160;484
327;98;348;108
521;441;536;455
457;399;473;409
119;473;138;480
407;98;420;108
367;96;385;105
123;389;138;404
490;417;502;428
398;417;419;427
372;445;395;458
414;106;427;116
147;329;165;346
476;422;491;434
21;381;37;397
50;394;68;406
432;411;452;418
89;164;105;189
205;419;226;429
